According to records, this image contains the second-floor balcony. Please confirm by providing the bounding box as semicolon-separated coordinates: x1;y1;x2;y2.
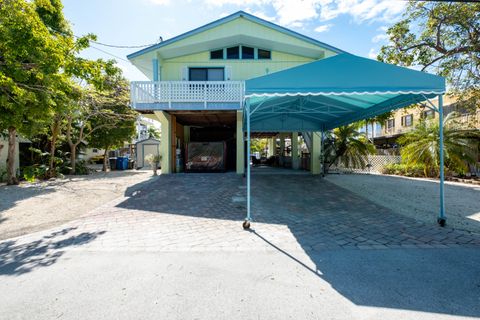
131;81;244;111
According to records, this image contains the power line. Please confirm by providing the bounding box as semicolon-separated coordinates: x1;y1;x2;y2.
88;39;157;49
89;45;130;63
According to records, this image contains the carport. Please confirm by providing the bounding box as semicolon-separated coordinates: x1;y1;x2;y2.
243;53;446;228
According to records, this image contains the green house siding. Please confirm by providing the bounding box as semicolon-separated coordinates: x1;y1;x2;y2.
129;14;338;81
161;51;315;81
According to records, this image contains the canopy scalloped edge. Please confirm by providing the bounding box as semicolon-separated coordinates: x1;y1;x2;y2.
245;90;445;98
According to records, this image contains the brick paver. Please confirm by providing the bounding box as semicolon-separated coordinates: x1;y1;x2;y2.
1;173;479;259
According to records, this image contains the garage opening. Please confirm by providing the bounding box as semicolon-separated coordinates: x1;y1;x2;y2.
170;111;237;172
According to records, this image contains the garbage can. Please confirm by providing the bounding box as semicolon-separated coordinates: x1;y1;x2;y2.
109;157;117;171
116;156;129;170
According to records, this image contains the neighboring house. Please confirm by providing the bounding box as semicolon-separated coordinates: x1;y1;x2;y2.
127;11;342;174
373;96;480;148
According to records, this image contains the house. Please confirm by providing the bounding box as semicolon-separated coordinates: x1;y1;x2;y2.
127;11;343;174
373;96;480;149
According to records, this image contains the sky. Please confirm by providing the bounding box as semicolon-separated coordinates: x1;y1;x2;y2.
62;0;407;81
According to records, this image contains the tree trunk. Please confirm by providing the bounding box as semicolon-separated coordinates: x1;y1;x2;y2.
48;117;62;177
102;147;109;172
70;145;76;175
7;126;18;185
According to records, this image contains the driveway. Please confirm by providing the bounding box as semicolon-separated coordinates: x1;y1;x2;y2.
1;173;479;319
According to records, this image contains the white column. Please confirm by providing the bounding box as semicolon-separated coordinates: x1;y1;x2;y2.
310;131;322;174
291;132;300;170
154;111;172;174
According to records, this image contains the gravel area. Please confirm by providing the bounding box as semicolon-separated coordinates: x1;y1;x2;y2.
325;174;480;234
0;170;154;240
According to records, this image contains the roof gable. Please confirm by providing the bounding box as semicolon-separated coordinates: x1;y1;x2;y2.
127;11;345;60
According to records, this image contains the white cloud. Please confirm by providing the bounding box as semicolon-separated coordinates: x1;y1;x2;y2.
372;33;388;43
368;47;378;59
244;8;276;22
314;24;332;33
204;0;406;26
319;0;406;23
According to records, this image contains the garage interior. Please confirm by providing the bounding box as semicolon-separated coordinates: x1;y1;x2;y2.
169;111;238;172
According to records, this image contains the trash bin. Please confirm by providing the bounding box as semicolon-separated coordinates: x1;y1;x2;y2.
109;157;117;171
116;156;129;170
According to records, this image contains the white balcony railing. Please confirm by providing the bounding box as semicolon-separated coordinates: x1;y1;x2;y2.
131;81;244;109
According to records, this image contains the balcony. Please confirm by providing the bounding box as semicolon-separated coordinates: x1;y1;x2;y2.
131;81;244;111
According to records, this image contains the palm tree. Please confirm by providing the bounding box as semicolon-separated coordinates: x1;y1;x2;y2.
324;123;376;169
398;112;480;177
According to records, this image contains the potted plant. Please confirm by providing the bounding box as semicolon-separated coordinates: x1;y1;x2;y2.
145;154;162;176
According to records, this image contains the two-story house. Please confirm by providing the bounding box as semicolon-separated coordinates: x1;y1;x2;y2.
127;11;342;174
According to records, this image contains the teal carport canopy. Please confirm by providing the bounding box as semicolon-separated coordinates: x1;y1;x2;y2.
244;53;446;131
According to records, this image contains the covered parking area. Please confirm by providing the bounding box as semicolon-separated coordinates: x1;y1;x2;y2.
243;53;446;228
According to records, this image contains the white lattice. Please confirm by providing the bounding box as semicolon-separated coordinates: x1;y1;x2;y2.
329;155;401;173
131;81;244;107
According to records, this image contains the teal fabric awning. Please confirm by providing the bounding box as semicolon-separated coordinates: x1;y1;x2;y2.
244;53;445;131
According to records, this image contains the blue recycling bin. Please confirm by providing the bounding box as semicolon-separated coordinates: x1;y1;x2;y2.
116;156;129;170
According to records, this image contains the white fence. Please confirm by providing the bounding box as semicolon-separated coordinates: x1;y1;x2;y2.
131;81;244;108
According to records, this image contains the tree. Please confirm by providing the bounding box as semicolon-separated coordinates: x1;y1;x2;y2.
0;0;70;184
147;126;161;139
0;0;105;182
378;1;480;108
398;112;480;177
324;123;376;169
88;73;137;172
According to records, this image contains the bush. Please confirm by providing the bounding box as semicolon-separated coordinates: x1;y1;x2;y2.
381;163;426;177
74;159;91;175
22;164;49;182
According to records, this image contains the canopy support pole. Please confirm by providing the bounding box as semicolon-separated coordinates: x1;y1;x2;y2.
243;99;252;229
438;95;446;226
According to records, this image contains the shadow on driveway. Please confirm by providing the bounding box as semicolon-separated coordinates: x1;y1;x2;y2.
0;227;106;276
116;173;480;317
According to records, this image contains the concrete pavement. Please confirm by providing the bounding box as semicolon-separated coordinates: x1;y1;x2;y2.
1;173;479;319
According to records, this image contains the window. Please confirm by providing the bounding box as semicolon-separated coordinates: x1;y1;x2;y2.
210;49;223;60
189;68;224;81
241;46;254;59
386;119;395;130
421;110;435;119
401;114;413;127
226;46;240;59
258;49;271;59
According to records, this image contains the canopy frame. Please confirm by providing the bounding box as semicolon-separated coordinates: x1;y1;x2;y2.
243;93;446;227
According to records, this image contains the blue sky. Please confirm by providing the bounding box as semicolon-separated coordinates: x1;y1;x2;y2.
63;0;406;81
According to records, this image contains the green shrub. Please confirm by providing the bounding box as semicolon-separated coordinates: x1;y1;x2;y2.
22;164;49;182
381;163;426;177
74;159;91;175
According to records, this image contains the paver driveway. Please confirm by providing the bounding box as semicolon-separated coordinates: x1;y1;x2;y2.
2;173;479;254
1;173;480;320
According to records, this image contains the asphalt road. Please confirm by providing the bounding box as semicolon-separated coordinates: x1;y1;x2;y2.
1;248;479;320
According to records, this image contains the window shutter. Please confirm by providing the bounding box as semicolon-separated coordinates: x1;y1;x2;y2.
225;66;232;81
181;67;188;81
401;117;404;126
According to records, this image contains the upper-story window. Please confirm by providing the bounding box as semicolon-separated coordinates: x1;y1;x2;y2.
421;109;435;119
209;46;271;60
258;49;271;59
189;67;224;81
227;46;240;59
242;46;254;59
210;49;223;60
386;118;395;130
401;114;413;127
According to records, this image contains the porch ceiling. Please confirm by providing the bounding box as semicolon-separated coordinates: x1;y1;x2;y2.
169;110;236;127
